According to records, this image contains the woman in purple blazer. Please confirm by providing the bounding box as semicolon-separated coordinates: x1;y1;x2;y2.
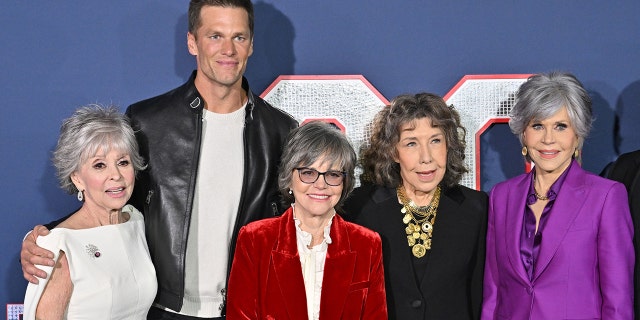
482;72;634;319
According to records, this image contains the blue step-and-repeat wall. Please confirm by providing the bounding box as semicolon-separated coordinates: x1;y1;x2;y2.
2;1;639;317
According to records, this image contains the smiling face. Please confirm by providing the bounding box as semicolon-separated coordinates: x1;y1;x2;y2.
71;148;135;215
187;5;253;90
290;157;344;220
394;117;447;203
523;106;579;178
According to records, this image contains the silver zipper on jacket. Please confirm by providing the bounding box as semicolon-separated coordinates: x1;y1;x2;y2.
146;190;154;204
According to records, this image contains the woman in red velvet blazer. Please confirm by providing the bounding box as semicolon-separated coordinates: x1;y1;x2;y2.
226;121;387;320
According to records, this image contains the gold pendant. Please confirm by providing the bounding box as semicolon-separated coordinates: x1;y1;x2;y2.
412;244;426;258
398;185;442;259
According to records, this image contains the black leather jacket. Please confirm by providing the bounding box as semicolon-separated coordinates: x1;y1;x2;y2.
125;71;297;312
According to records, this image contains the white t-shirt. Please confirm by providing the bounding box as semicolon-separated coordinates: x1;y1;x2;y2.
178;105;245;317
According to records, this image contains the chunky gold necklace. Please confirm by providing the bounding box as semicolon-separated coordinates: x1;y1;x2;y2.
397;185;441;258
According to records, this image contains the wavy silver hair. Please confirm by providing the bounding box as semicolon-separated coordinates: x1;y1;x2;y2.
361;92;468;188
509;71;593;160
53;105;146;194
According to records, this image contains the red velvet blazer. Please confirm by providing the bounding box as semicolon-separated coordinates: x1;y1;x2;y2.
227;207;387;319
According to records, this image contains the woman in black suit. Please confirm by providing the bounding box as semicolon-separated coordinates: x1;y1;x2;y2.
344;93;487;319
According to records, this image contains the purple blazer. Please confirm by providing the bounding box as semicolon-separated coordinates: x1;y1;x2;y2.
482;161;634;319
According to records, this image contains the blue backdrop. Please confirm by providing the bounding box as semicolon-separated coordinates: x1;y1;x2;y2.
2;1;639;309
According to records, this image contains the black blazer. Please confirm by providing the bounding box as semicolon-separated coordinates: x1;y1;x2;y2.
602;150;640;318
343;183;487;320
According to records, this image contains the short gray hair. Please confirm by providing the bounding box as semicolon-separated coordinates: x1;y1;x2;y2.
510;71;593;159
278;121;357;210
53;105;146;194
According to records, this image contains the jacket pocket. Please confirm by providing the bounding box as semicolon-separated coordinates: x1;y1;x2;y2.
343;283;369;318
348;280;370;291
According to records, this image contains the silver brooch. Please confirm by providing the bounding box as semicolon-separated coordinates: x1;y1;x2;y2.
85;244;101;258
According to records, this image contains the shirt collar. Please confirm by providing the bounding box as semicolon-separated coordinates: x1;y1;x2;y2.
526;159;576;205
292;204;334;248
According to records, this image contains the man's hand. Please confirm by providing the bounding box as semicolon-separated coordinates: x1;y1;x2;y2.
21;225;55;284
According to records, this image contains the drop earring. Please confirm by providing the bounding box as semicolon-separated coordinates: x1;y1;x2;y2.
521;146;528;156
574;149;580;158
77;190;84;201
288;189;293;195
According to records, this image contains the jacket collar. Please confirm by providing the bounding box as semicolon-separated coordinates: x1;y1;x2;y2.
532;160;586;280
242;76;256;119
272;207;358;319
504;160;587;282
504;173;531;282
182;70;255;120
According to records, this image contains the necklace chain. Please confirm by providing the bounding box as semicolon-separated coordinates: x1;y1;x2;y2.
397;185;441;258
533;177;549;201
534;190;549;201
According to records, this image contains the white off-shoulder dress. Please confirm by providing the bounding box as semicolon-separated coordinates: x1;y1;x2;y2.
23;204;157;319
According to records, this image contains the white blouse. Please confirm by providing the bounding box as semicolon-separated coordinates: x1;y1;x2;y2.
293;206;334;320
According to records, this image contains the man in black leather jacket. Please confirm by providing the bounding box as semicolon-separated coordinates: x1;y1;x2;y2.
127;0;297;317
126;71;296;318
21;1;297;319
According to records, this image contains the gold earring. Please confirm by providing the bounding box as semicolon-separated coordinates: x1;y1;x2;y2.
521;146;528;156
574;149;580;158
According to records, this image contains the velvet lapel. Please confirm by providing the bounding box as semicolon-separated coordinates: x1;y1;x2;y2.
532;161;586;281
271;209;309;320
319;214;357;320
504;173;531;283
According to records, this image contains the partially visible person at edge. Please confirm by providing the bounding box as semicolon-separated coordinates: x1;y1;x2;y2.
601;149;640;319
343;93;488;319
23;105;157;319
227;121;387;319
482;71;634;319
19;0;297;319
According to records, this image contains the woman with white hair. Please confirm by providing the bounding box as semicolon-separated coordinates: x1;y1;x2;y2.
23;105;156;319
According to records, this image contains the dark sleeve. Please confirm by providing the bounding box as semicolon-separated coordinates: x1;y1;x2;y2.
469;190;488;320
341;183;376;222
604;151;640;190
124;105;149;215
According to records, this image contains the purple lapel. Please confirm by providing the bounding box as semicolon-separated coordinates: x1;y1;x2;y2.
532;161;586;281
503;173;532;283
